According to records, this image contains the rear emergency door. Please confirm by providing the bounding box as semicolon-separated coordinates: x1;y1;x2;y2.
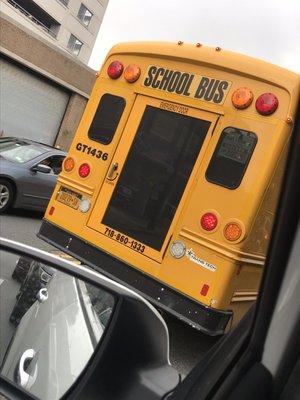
88;95;218;262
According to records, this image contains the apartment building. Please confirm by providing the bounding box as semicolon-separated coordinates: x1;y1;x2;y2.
1;0;108;64
0;9;100;149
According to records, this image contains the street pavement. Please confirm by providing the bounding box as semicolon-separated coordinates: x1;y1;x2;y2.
0;209;219;376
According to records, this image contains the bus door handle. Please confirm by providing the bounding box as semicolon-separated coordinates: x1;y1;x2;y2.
107;162;119;180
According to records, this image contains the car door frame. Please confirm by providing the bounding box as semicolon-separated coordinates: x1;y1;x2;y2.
19;152;64;208
167;103;300;399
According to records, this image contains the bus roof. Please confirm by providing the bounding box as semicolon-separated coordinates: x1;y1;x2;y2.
106;41;300;98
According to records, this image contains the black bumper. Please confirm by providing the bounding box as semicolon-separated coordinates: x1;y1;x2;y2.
38;221;232;335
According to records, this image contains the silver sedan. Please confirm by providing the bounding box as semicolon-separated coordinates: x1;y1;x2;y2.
0;137;66;213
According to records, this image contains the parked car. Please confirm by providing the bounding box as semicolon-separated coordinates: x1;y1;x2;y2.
0;137;66;213
10;257;55;326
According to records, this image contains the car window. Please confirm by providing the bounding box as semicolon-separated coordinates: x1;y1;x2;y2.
0;250;116;400
84;282;114;328
0;140;46;163
39;155;65;175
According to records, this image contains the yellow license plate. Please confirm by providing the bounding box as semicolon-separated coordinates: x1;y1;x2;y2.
57;189;81;209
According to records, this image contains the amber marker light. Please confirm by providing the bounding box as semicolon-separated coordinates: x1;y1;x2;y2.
224;222;242;242
63;157;75;172
124;64;141;83
107;61;124;79
232;87;253;109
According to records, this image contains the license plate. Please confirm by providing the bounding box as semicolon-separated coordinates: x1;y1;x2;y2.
57;187;81;209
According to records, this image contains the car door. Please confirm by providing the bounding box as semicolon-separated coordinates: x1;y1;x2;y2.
87;95;218;263
20;154;64;209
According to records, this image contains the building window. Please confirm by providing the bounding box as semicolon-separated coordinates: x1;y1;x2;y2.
7;0;61;38
58;0;69;6
77;4;93;27
67;34;83;56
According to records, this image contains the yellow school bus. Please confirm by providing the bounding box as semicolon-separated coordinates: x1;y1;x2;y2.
39;42;300;335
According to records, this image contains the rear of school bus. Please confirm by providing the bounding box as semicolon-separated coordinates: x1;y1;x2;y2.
39;42;300;335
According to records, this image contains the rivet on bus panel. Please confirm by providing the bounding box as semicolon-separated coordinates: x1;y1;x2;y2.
286;117;293;124
215;47;222;52
95;72;100;77
196;43;202;47
178;41;183;45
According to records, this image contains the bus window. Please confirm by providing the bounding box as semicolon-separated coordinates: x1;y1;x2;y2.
206;127;257;189
102;106;211;250
88;93;126;145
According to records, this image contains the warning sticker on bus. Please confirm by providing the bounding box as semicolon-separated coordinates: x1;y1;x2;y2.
143;65;232;105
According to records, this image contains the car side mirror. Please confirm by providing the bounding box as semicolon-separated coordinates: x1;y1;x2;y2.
0;238;179;400
31;164;51;174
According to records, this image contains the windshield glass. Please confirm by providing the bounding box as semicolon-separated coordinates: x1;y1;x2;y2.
0;140;46;163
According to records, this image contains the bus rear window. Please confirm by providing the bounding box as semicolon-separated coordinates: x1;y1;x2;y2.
206;127;257;189
88;94;126;145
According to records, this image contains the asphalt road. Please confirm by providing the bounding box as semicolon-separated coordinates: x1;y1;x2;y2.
0;209;220;376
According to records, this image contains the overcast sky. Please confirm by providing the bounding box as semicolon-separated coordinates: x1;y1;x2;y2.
89;0;300;73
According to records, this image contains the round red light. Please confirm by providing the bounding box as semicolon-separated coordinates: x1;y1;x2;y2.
78;163;90;178
107;61;123;79
200;213;218;231
255;93;278;115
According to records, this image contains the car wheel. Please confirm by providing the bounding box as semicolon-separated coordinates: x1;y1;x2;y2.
0;179;14;213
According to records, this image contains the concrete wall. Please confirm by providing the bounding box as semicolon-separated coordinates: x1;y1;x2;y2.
55;93;87;150
0;12;97;150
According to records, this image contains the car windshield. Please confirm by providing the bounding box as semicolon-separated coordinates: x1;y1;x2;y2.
0;140;46;163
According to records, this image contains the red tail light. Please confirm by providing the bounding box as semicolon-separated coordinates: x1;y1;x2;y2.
200;213;218;231
107;61;124;79
78;163;90;178
255;93;278;115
